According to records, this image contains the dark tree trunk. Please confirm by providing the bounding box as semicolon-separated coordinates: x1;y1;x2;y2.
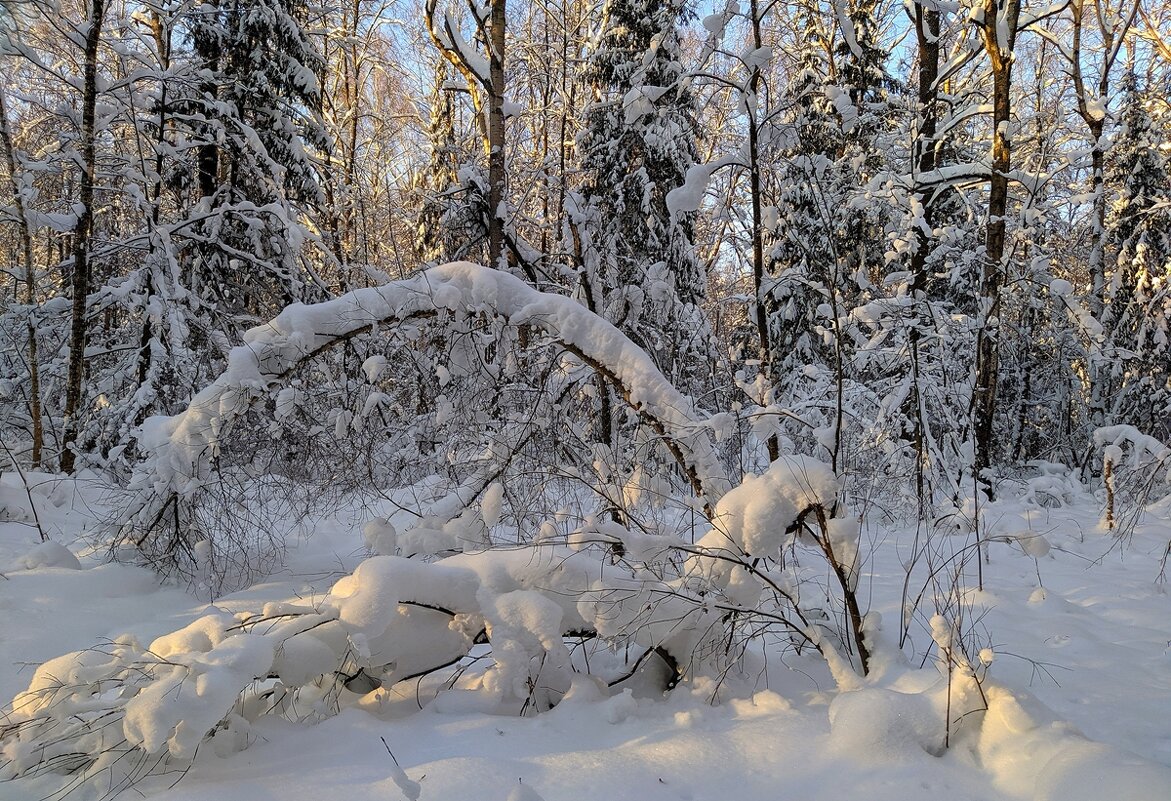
906;2;940;505
972;0;1021;490
747;0;778;462
909;4;940;293
0;87;43;465
60;0;106;473
487;0;506;269
195;0;221;202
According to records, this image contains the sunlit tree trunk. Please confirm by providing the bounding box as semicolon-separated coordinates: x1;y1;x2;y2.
426;0;508;271
1067;0;1140;436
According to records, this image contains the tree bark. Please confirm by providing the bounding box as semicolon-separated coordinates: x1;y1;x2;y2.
195;0;221;202
424;0;507;270
909;3;940;293
972;0;1021;490
136;10;171;405
0;87;43;465
60;0;106;473
907;1;940;505
487;0;506;269
1069;0;1140;436
747;0;778;462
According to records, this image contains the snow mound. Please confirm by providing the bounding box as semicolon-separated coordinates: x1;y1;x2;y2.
123;620;276;758
978;686;1171;801
9;541;82;571
707;455;839;556
828;688;944;761
362;517;398;555
328;555;480;636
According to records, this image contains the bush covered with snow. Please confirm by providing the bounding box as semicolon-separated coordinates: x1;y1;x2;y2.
109;262;734;593
1;264;882;794
2;458;870;792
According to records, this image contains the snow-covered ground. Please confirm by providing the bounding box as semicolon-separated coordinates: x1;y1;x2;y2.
2;470;1170;801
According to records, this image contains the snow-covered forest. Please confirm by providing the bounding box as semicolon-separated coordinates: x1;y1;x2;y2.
2;0;1171;799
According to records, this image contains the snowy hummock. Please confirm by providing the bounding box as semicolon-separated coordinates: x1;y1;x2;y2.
703;455;839;556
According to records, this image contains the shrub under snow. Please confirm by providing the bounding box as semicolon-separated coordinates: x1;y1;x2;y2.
2;264;877;793
1;455;869;791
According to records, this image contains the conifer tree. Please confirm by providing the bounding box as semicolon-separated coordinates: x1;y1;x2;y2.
180;0;328;327
577;0;709;380
1104;71;1171;437
416;60;467;266
767;7;837;373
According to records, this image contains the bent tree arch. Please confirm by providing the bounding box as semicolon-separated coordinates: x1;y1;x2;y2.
2;267;871;796
121;262;732;560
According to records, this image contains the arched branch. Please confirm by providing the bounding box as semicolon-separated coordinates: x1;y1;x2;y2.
122;262;730;551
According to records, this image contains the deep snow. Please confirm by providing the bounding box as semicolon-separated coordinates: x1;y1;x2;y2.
2;469;1170;801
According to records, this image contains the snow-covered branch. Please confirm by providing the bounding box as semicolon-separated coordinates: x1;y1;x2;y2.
128;262;731;521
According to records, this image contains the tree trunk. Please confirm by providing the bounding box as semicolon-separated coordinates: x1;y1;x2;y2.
747;0;778;462
907;1;940;506
0;87;43;465
424;0;507;270
909;4;940;293
972;0;1021;490
136;10;171;409
195;0;221;202
1069;0;1140;438
1084;121;1108;434
60;0;106;473
487;0;506;269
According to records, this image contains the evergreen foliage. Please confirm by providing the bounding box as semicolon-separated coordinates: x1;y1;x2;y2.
1105;72;1171;438
576;0;709;380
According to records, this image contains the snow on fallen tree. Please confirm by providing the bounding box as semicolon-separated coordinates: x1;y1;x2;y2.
1;458;875;793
